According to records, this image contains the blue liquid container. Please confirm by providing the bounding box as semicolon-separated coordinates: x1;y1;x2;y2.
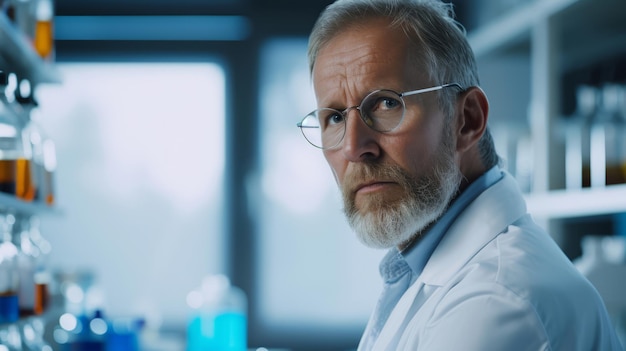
187;312;247;351
0;294;19;324
186;275;247;351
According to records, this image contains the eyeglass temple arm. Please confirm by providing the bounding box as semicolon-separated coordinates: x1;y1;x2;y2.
401;83;464;97
296;122;319;128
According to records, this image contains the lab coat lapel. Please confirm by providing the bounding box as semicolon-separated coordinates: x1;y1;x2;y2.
370;172;527;350
420;172;526;286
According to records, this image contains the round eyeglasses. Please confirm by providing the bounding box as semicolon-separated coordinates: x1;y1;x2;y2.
297;83;463;149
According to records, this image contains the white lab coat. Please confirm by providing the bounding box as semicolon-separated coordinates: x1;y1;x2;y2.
361;172;623;351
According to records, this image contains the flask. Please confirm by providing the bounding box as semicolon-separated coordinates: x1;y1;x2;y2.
186;274;247;351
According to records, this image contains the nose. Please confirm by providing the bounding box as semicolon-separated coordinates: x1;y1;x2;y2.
340;108;381;162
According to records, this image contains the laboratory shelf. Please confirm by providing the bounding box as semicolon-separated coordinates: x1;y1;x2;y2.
0;12;61;84
526;184;626;219
467;0;579;58
468;0;626;67
468;0;626;225
0;192;57;216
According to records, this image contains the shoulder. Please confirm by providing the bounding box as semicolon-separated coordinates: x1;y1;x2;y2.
406;280;551;351
405;219;612;350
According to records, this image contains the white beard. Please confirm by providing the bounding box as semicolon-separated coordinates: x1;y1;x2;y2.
342;132;461;249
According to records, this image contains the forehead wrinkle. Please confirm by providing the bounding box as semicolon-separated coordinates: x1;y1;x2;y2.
314;42;402;109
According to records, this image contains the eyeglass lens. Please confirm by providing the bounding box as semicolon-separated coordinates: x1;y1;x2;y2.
300;90;405;149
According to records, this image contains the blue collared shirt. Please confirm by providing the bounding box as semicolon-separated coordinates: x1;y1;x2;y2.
360;166;504;349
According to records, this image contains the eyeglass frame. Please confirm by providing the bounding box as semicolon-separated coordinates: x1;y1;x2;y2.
297;82;464;149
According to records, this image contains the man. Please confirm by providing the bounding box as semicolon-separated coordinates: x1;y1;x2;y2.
297;0;624;350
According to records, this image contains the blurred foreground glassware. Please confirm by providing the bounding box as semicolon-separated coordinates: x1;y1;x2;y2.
13;215;52;351
0;214;23;350
49;270;107;351
186;274;247;351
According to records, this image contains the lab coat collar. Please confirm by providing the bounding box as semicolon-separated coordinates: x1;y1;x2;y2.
418;170;527;286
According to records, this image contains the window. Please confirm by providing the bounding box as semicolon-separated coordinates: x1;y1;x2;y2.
256;38;385;344
36;62;226;326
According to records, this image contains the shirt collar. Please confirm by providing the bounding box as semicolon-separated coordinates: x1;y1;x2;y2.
400;166;504;277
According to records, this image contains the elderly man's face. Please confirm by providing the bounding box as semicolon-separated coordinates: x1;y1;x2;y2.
312;18;462;249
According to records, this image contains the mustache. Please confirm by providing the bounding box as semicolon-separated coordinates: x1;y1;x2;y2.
342;162;413;197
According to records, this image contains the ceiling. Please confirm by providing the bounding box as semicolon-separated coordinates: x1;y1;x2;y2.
55;0;333;16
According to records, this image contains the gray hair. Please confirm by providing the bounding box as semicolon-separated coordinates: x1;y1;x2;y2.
308;0;500;169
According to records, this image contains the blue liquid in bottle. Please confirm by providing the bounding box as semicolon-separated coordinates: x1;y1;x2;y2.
187;311;246;351
186;275;247;351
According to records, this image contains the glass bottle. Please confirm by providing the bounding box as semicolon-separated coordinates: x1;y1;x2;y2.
603;84;626;185
0;78;36;202
16;81;37;202
22;105;55;206
565;84;597;189
0;213;23;351
27;216;50;316
0;72;19;192
32;0;54;61
50;271;107;351
186;274;247;351
13;0;35;41
589;84;626;186
16;217;52;351
13;215;36;317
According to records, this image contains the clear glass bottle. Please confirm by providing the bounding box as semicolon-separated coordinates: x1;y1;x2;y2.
13;215;37;317
13;0;35;41
589;84;626;186
12;215;52;351
0;72;25;200
0;79;36;202
23;105;55;206
27;216;51;316
566;85;597;189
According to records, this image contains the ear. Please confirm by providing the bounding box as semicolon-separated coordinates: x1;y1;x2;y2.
454;86;489;153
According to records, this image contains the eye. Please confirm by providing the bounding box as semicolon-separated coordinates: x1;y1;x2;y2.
319;110;345;129
363;93;403;115
378;97;402;111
